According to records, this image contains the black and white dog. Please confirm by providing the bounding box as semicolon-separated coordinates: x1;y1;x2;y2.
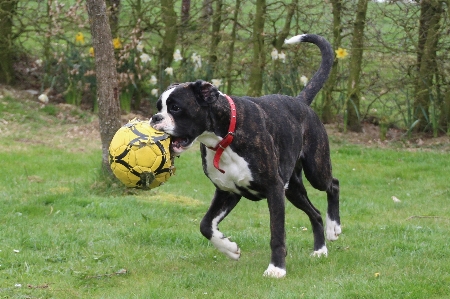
150;34;341;278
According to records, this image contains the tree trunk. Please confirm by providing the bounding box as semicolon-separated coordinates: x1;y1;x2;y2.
106;0;121;37
226;0;241;95
414;0;441;132
346;0;368;132
159;0;177;89
321;0;342;123
0;0;18;85
272;1;296;94
181;0;190;26
247;0;266;97
208;0;222;80
86;0;122;174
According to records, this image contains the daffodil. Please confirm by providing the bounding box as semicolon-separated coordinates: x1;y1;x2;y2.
271;48;278;60
165;67;173;76
89;47;95;57
75;32;85;45
335;47;348;59
278;51;286;63
211;79;222;88
173;49;182;62
140;53;151;63
150;75;158;85
136;41;144;52
300;75;308;86
191;53;202;70
113;38;122;49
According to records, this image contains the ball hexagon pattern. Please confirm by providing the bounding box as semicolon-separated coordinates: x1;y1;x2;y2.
109;119;175;189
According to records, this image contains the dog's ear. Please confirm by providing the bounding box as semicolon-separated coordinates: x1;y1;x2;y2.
191;80;219;107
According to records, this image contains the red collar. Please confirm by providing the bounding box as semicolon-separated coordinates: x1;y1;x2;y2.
206;94;236;173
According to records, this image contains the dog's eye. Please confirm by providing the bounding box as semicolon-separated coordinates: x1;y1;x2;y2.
170;104;181;112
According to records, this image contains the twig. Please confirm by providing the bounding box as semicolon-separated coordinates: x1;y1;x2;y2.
85;268;128;279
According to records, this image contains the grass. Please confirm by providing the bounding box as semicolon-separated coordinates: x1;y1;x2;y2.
1;94;449;298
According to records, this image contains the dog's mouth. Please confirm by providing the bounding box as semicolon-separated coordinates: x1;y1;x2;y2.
170;136;193;154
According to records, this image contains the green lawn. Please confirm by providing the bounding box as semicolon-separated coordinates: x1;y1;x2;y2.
0;94;449;298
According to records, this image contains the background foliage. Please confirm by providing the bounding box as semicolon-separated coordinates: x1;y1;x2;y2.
2;0;450;135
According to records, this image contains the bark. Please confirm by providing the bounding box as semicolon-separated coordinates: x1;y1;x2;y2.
321;0;342;123
86;0;122;174
0;0;18;84
226;0;241;95
346;0;368;132
181;0;190;26
247;0;266;97
106;0;121;37
414;0;441;132
159;0;178;88
208;0;223;79
271;1;296;94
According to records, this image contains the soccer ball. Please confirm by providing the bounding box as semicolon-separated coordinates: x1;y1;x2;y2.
109;119;175;189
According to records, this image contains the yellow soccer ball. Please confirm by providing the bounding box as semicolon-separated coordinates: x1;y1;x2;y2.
109;119;175;189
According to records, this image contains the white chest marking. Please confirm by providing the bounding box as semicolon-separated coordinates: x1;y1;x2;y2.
198;132;256;195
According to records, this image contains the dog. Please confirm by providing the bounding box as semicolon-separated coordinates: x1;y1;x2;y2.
150;34;341;278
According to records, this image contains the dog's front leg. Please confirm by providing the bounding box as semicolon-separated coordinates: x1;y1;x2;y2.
200;189;241;260
263;184;287;278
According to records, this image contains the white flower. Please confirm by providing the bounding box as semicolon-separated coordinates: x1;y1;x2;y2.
136;41;144;52
35;59;43;67
150;75;157;85
300;75;308;86
173;49;182;62
38;94;49;104
140;53;151;63
191;53;202;70
278;52;286;63
151;89;158;97
165;67;173;76
211;79;222;88
271;48;279;60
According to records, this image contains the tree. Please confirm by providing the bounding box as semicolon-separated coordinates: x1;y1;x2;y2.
86;0;122;174
208;0;222;80
0;0;18;84
346;0;368;132
248;0;266;97
159;0;177;88
225;0;241;95
321;0;342;123
106;0;121;37
414;0;442;133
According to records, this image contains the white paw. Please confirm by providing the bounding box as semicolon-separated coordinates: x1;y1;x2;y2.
326;215;342;241
263;264;286;278
312;245;328;257
210;232;241;260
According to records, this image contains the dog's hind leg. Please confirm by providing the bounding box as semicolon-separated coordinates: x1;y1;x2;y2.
285;168;328;257
200;189;241;260
325;177;341;241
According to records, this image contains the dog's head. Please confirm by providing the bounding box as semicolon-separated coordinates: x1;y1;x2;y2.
150;80;220;154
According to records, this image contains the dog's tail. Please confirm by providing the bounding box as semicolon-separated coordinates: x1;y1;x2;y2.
285;34;334;106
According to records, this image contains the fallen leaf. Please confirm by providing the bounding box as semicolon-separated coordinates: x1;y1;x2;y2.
392;196;401;203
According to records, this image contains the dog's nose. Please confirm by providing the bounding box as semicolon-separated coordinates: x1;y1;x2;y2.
151;113;163;124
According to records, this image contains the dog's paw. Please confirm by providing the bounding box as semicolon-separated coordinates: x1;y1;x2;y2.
326;215;342;241
312;246;328;257
263;264;286;278
210;233;241;260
